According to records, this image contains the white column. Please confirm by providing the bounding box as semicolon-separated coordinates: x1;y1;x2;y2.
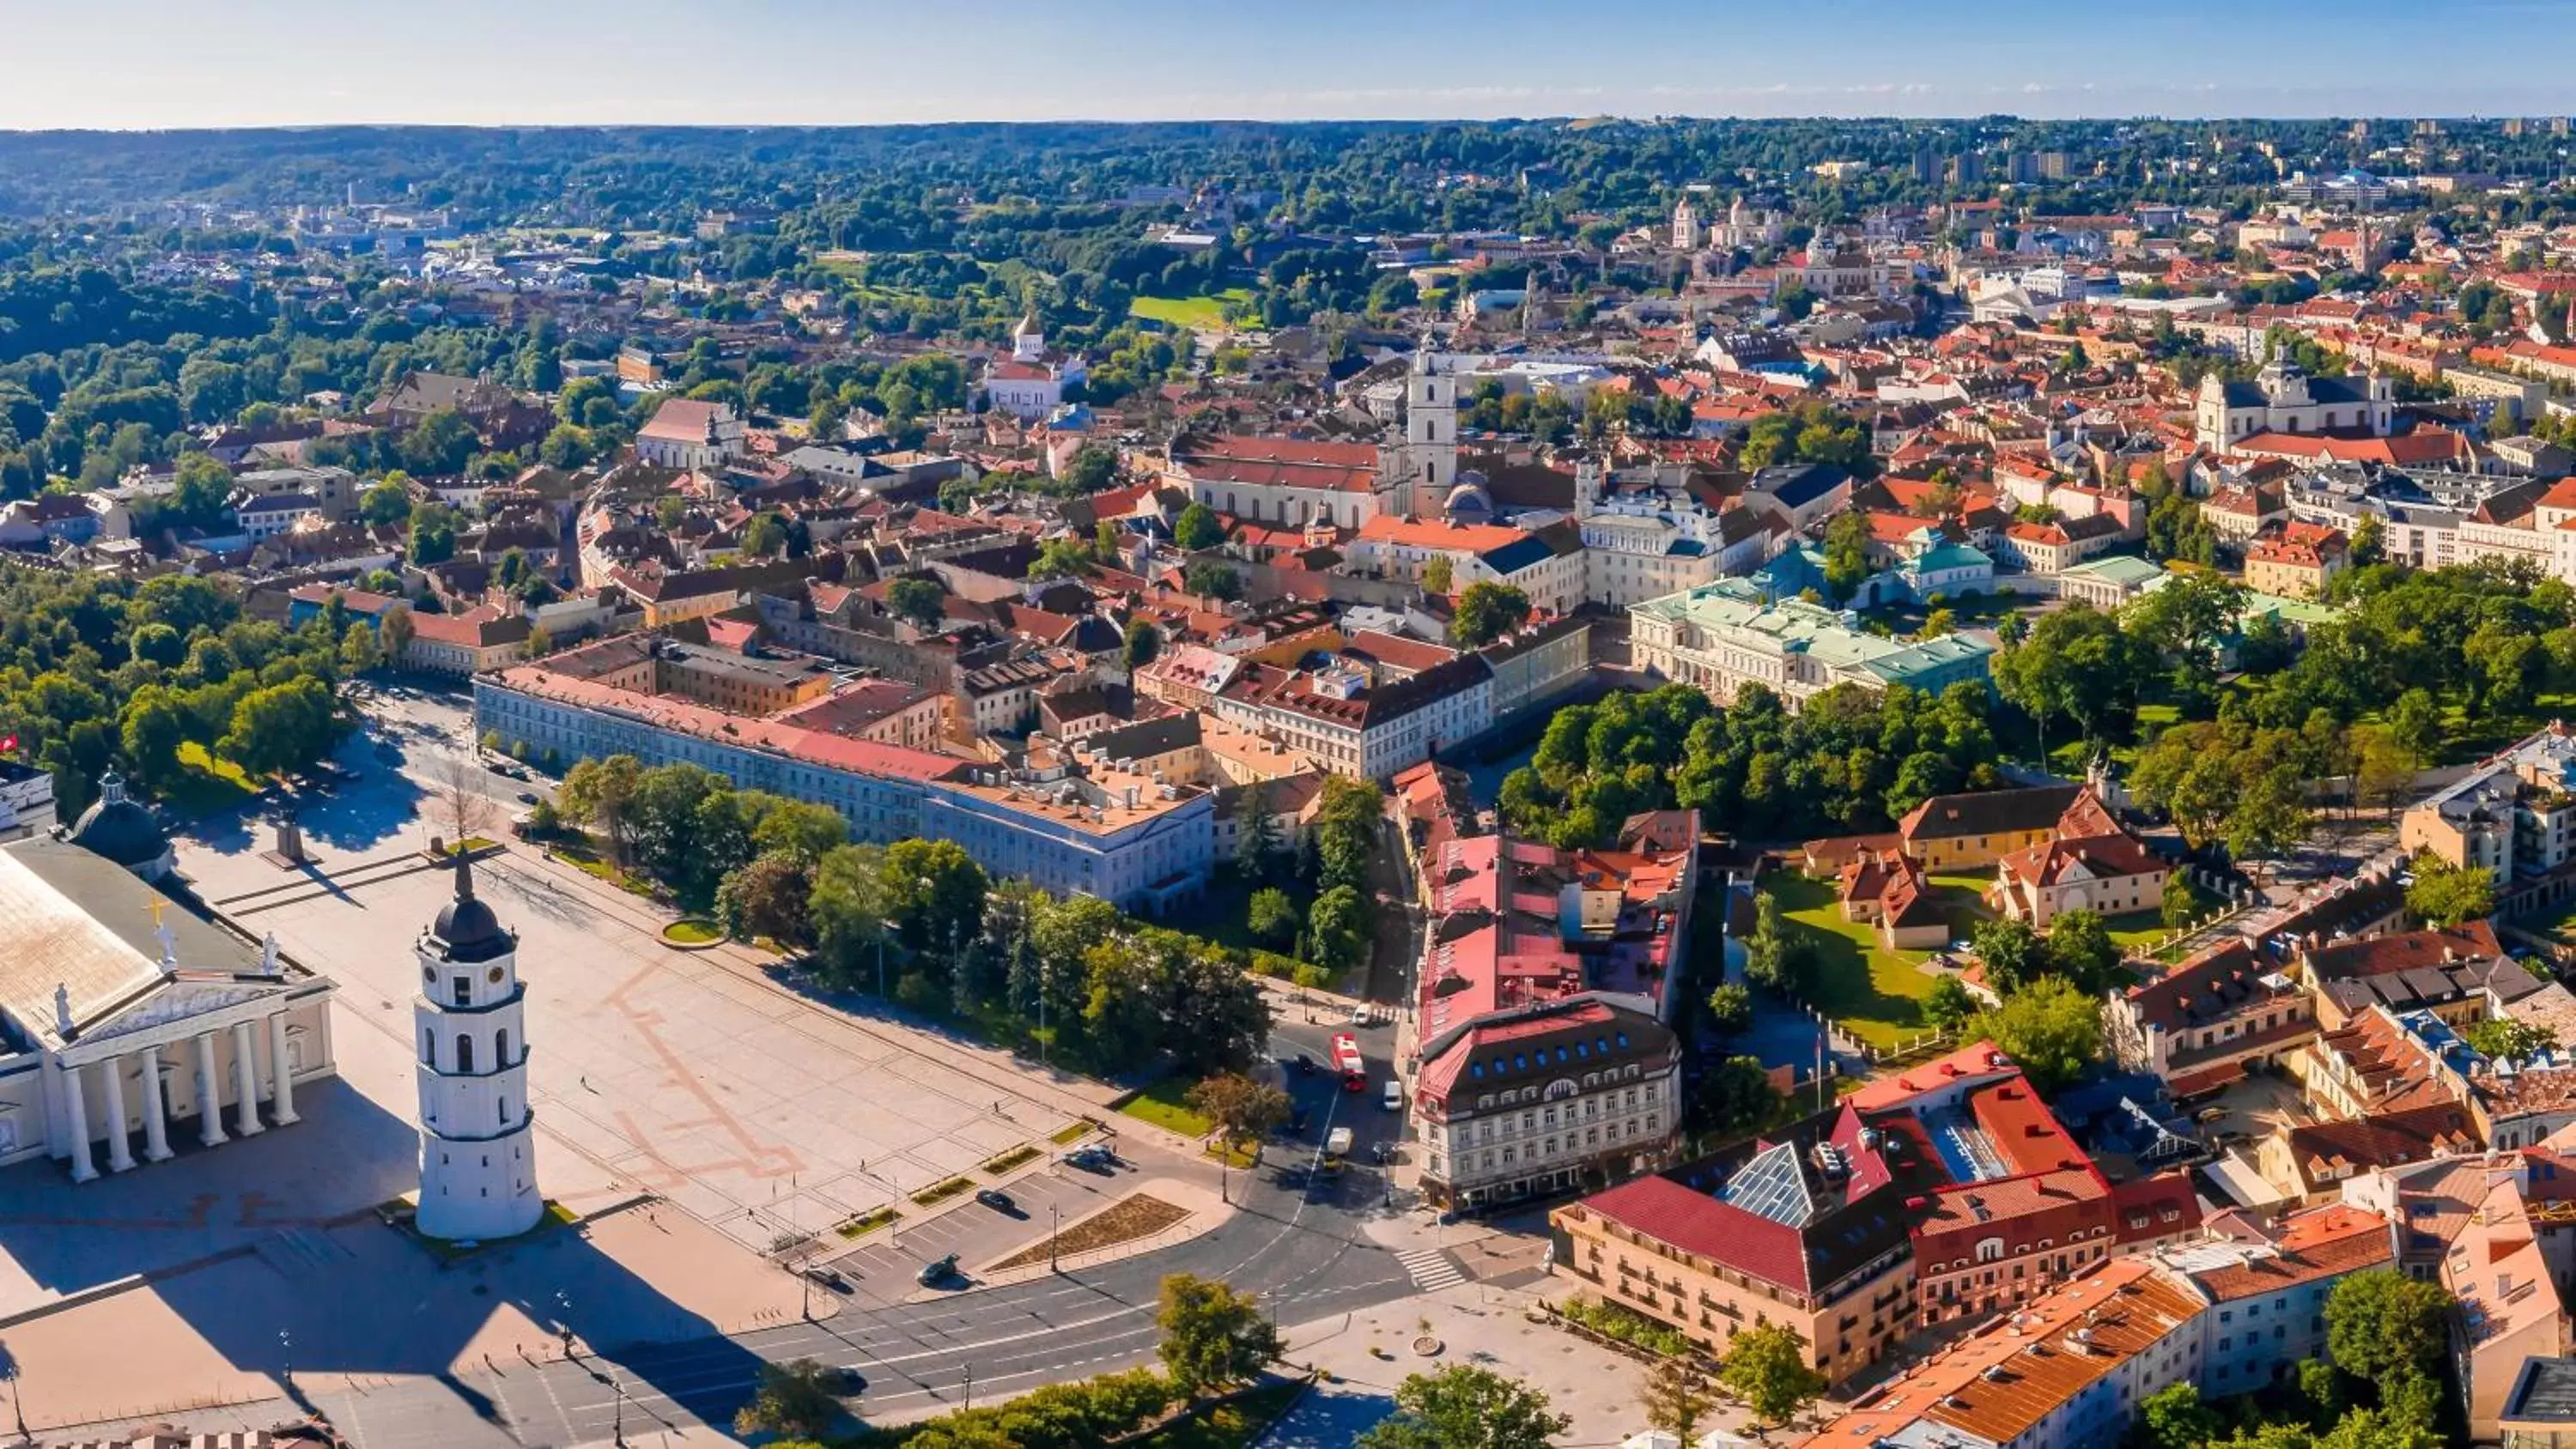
193;1031;226;1147
266;1012;299;1126
137;1043;172;1161
98;1058;135;1173
231;1021;264;1137
60;1062;96;1183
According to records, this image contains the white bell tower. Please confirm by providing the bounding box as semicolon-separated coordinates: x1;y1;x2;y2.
1406;348;1457;517
412;854;541;1240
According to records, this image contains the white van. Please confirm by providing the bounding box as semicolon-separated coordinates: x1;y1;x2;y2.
1382;1078;1404;1112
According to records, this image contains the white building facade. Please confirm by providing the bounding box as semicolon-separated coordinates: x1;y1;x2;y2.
412;855;543;1240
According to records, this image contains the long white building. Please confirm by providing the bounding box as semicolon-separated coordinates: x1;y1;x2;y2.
1630;579;1995;707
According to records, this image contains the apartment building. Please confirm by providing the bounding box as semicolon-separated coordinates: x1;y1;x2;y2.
2403;725;2576;891
473;652;1215;913
1549;1042;2201;1383
1413;995;1681;1210
1209;654;1492;780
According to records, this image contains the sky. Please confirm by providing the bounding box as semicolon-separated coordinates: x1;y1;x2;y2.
3;0;2573;130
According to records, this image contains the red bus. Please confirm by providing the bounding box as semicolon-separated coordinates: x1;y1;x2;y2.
1331;1033;1366;1090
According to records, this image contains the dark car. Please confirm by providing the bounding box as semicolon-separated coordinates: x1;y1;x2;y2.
802;1266;853;1293
975;1188;1016;1212
1291;1053;1315;1076
917;1253;961;1287
517;791;541;804
1061;1146;1115;1173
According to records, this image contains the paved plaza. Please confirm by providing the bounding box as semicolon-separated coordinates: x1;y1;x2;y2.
167;833;1107;1259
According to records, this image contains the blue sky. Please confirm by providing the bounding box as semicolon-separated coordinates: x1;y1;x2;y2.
3;0;2571;129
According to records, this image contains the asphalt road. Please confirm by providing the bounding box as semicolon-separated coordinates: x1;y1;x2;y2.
127;1138;1419;1449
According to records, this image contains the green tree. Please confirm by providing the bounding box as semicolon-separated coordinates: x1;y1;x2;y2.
882;837;988;956
1450;581;1533;648
1358;1366;1570;1449
732;1359;841;1439
1247;886;1299;947
715;853;814;945
2323;1269;2453;1385
742;511;790;557
1743;893;1815;996
1822;508;1872;603
2133;1381;2222;1449
809;841;893;986
750;799;847;863
1183;1072;1291;1155
1964;976;2102;1095
1174;502;1225;550
2044;909;2119;995
1182;560;1242;600
1641;1356;1717;1440
1920;607;1956;639
1304;884;1370;973
1061;446;1120;494
2405;852;2496;927
1694;1053;1783;1136
380;603;415;666
885;576;947;631
1717;1322;1827;1428
1924;973;1977;1032
2462;1016;2559;1064
1706;981;1753;1036
359;477;414;526
1154;1273;1281;1396
1122;616;1160;669
1971;916;2047;997
557;753;643;862
219;676;340;780
1421;554;1455;597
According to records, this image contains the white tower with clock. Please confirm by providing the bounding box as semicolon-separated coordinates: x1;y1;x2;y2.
412;853;541;1240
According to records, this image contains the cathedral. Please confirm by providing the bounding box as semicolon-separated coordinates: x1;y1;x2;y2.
0;773;337;1179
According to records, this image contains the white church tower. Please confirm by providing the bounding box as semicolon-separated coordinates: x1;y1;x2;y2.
1405;348;1458;515
1673;195;1702;252
413;854;541;1240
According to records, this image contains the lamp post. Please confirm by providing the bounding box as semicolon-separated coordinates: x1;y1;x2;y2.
1049;1203;1060;1273
279;1328;293;1387
3;1361;26;1447
556;1290;575;1359
611;1367;627;1447
963;1362;974;1411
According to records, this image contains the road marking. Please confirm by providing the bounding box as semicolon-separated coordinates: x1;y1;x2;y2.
1394;1246;1466;1291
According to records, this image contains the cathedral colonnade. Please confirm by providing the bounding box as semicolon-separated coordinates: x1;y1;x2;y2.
50;1008;313;1182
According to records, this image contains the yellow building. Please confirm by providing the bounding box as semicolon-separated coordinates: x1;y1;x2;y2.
1895;783;2086;872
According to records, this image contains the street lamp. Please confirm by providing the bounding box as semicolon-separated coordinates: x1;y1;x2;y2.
556;1290;576;1359
1049;1203;1060;1273
4;1361;29;1446
611;1367;628;1447
279;1328;293;1386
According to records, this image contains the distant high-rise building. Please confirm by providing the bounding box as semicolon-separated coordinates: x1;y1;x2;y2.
2038;150;2072;180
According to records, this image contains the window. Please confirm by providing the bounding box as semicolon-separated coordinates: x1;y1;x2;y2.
456;1034;475;1073
495;1028;511;1066
452;976;471;1007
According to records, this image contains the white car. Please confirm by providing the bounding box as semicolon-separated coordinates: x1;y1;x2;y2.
1347;1004;1372;1028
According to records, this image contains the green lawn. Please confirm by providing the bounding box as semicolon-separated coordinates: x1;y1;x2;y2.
168;740;258;813
1119;1078;1214;1137
1130;289;1251;330
662;918;723;944
1771;871;1983;1050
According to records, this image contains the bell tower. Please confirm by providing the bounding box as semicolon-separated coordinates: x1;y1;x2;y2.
1405;347;1458;517
412;854;541;1240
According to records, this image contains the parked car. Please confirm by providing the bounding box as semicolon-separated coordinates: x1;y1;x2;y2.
517;791;541;804
917;1253;961;1286
1290;1053;1315;1076
975;1188;1015;1212
802;1266;852;1293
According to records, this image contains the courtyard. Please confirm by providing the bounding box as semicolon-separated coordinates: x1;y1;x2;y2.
1768;868;2172;1050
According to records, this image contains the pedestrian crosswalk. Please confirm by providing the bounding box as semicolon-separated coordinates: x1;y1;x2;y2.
1396;1246;1466;1292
